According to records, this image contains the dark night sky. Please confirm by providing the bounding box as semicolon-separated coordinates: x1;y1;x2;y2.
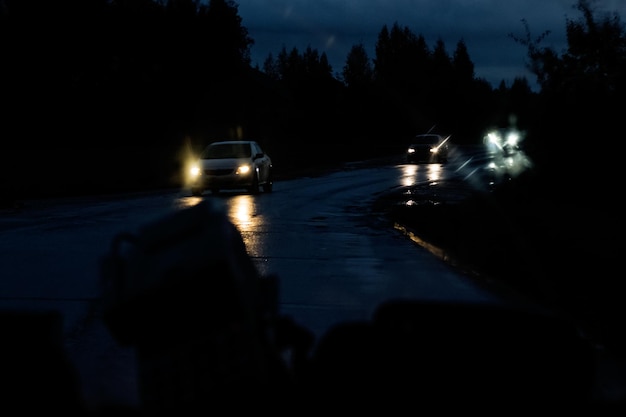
236;0;625;89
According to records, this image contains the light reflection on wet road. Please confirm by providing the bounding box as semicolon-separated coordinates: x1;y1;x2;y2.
0;146;511;409
186;159;506;343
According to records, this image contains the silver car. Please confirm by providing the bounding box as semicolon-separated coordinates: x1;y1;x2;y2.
189;140;273;196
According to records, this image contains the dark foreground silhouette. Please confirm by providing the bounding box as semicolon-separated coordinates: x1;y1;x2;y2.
2;200;621;414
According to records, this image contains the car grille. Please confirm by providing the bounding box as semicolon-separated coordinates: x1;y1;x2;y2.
204;169;234;176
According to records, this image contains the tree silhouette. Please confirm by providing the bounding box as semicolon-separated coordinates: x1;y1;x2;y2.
342;43;374;88
302;46;333;79
204;0;254;71
374;22;431;92
510;0;625;192
262;53;280;81
431;38;453;87
508;0;625;96
452;39;475;86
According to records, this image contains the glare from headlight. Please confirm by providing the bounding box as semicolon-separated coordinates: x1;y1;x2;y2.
486;131;501;145
190;165;201;177
236;165;251;175
505;132;520;147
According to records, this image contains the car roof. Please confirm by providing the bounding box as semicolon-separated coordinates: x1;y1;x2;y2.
415;134;445;139
412;134;447;144
209;140;257;145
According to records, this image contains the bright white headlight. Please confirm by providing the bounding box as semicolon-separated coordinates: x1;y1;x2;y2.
237;165;251;175
506;132;520;146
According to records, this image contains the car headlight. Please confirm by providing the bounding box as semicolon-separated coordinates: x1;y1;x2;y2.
236;164;251;175
505;132;520;147
486;131;501;145
189;165;201;178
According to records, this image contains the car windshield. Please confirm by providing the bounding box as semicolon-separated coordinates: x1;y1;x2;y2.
203;143;251;159
414;135;441;145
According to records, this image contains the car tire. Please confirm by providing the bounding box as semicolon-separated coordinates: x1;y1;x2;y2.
191;188;203;197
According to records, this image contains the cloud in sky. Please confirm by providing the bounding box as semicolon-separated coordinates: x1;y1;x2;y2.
236;0;625;88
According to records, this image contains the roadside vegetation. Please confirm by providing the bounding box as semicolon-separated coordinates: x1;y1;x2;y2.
378;172;623;360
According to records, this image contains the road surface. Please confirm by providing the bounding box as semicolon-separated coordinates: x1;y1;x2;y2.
0;148;573;410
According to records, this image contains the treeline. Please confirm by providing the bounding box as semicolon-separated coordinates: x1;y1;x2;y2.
258;26;522;153
0;0;623;198
1;0;255;149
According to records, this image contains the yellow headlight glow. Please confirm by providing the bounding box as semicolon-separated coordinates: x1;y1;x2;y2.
237;165;251;175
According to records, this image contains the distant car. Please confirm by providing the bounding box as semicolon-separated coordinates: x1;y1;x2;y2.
406;134;450;163
189;140;273;196
484;128;522;157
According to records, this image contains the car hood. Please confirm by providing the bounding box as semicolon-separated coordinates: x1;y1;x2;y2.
200;157;251;169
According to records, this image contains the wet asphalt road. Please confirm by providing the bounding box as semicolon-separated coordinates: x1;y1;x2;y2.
0;147;544;410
